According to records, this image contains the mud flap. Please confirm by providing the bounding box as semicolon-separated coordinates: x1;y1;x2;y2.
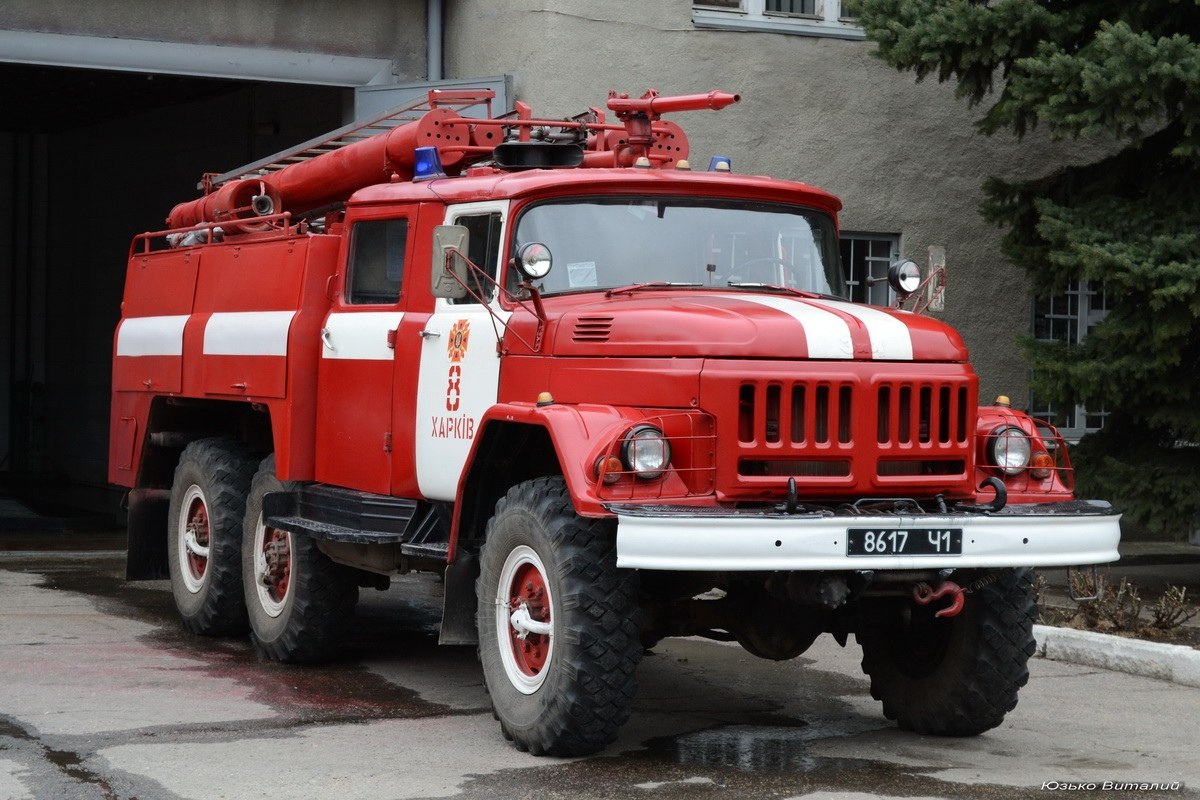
439;553;480;645
125;488;170;580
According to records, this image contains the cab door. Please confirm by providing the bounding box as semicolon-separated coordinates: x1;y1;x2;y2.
412;201;511;501
315;208;415;493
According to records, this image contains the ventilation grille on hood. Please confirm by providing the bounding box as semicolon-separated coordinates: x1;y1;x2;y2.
572;316;614;343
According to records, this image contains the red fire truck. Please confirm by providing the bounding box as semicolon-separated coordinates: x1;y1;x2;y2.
110;88;1120;756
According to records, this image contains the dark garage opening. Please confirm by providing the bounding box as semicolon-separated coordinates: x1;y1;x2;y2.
0;63;346;525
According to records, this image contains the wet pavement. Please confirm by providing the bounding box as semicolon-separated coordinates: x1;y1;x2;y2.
1;537;1198;800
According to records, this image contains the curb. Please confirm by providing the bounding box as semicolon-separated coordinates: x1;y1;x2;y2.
1033;624;1200;688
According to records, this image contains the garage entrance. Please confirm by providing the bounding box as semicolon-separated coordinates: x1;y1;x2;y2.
0;62;347;519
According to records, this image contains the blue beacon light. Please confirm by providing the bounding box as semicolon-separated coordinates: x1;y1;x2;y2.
707;155;732;172
413;146;447;181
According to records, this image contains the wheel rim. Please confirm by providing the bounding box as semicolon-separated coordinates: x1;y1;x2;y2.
177;485;210;593
253;514;292;618
495;545;554;694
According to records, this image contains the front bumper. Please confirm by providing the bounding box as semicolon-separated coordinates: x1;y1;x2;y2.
611;500;1120;571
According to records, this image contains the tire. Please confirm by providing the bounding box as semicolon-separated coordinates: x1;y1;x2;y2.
166;438;257;635
242;456;358;663
857;568;1038;736
476;477;643;756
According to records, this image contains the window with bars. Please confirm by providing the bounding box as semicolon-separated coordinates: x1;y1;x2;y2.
839;232;899;305
692;0;864;39
766;0;818;16
1029;280;1110;440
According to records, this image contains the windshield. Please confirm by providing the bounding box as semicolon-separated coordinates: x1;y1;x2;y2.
512;197;845;297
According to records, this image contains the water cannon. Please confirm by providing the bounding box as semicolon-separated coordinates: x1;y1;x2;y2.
606;89;740;119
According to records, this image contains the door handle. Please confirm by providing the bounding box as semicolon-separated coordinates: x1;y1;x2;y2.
321;328;335;351
420;329;441;339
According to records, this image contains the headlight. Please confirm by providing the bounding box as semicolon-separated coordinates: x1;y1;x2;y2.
989;426;1031;475
621;425;670;480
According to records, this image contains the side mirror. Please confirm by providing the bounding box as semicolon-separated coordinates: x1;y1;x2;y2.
431;225;469;299
887;259;921;296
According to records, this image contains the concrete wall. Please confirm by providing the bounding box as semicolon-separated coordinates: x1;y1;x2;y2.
444;0;1105;402
0;0;428;77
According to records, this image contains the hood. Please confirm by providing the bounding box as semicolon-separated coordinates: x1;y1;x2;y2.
549;291;968;361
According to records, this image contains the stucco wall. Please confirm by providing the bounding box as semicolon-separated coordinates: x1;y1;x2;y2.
0;0;428;78
444;0;1107;402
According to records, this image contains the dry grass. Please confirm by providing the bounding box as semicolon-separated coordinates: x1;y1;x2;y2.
1036;571;1200;648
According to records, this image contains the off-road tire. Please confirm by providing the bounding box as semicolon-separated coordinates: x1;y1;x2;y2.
476;477;643;756
242;456;358;663
166;438;257;635
857;568;1037;736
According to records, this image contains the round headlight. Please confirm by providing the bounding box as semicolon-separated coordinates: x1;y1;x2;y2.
517;242;553;280
989;426;1031;475
621;425;670;480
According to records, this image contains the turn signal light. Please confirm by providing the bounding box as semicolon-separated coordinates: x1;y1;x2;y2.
1030;452;1055;480
595;455;623;485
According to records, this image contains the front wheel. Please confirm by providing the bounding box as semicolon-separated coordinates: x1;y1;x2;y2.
857;568;1038;736
242;456;358;663
476;477;643;756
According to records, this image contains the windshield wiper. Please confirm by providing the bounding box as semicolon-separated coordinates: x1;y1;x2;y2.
605;281;704;297
726;281;826;300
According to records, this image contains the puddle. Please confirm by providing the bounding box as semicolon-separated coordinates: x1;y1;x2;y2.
1;714;121;799
649;722;834;773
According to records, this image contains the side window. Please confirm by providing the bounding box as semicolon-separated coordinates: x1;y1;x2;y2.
452;213;503;305
346;218;408;305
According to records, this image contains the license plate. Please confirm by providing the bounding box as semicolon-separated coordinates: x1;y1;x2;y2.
846;527;963;556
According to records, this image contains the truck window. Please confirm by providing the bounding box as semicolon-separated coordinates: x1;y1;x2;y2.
451;213;502;305
513;198;844;297
346;218;408;305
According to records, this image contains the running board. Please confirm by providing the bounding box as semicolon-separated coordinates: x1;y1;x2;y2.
263;485;441;548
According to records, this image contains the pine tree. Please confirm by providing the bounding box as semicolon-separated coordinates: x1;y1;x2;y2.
855;0;1200;537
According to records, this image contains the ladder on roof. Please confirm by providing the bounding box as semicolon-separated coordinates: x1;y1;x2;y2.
200;89;497;190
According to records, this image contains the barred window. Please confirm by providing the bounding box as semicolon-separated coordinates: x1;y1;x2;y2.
839;232;899;305
1029;280;1110;440
693;0;864;39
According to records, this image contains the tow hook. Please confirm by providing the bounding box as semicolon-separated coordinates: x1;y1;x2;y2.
913;580;966;618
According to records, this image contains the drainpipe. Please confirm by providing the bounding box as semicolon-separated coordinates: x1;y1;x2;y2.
427;0;443;81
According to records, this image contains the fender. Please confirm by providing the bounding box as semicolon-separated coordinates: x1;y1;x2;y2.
438;401;638;646
447;401;700;562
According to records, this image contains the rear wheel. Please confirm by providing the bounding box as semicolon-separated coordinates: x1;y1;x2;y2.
166;439;256;635
476;477;642;756
857;568;1037;735
242;456;358;663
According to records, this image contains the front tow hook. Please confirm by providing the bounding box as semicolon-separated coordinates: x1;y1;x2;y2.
913;580;966;618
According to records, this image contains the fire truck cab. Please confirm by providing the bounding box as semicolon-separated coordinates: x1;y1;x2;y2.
110;89;1120;756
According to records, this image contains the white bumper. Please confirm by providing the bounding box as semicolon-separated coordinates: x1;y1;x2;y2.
614;502;1121;571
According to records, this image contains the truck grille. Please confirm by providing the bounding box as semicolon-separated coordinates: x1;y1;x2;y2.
737;382;855;446
704;362;977;499
875;382;969;445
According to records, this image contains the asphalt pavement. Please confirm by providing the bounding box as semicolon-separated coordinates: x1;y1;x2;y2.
1;535;1198;800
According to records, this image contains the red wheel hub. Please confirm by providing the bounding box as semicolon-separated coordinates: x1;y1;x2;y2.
508;563;551;676
184;497;209;580
261;527;291;603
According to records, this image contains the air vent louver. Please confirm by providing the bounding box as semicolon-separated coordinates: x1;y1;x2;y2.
572;316;614;343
